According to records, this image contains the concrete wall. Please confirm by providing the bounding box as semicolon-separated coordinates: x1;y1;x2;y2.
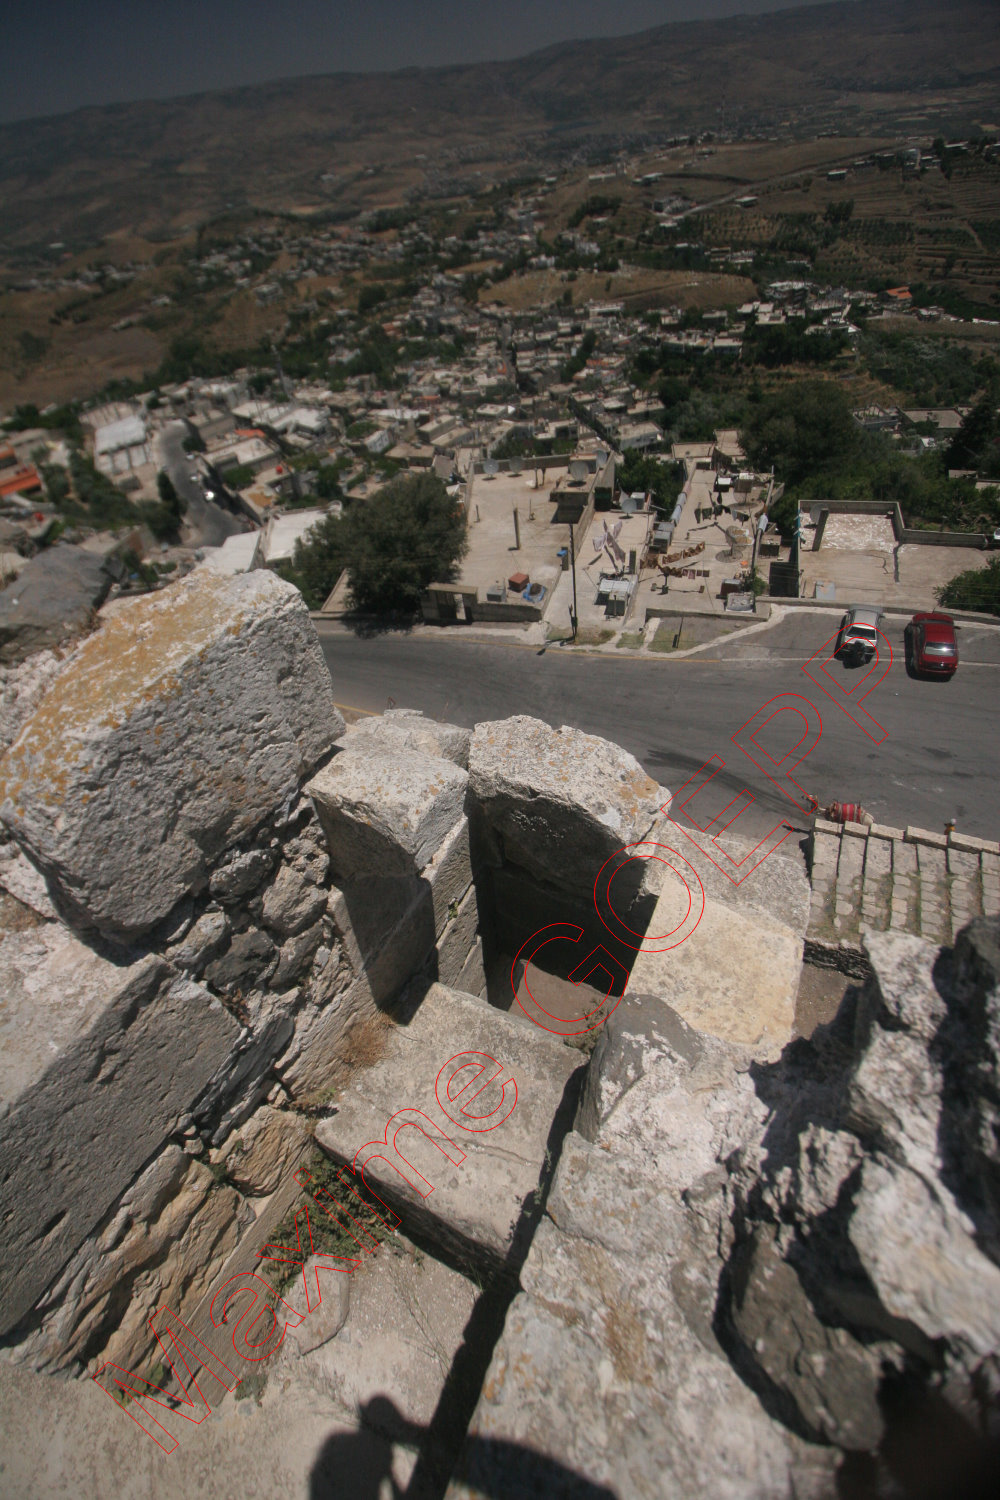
807;499;988;552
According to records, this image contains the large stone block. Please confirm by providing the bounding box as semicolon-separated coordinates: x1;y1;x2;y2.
0;544;113;666
335;708;471;767
468;716;668;897
0;570;343;938
308;749;468;882
0;924;239;1335
314;983;580;1272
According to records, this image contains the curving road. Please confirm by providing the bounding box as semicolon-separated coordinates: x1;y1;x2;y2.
317;611;1000;843
157;423;246;548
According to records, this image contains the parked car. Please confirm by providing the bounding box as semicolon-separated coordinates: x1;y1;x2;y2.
836;604;884;665
907;611;958;676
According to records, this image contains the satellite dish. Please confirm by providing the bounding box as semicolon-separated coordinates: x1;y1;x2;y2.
483;459;499;478
569;459;589;482
508;457;523;475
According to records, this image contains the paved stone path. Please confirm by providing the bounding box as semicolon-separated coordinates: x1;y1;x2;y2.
807;817;1000;955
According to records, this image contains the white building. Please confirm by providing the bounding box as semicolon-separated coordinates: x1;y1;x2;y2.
94;414;150;475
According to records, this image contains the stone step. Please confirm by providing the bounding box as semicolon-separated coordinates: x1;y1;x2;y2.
314;983;580;1275
832;831;865;942
807;827;998;950
916;842;951;944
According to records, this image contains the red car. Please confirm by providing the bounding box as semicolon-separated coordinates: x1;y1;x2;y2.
908;611;958;675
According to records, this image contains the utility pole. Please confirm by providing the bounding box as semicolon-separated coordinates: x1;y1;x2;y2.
513;507;521;550
569;522;579;641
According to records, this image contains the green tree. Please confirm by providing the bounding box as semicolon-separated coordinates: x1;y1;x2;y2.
342;472;468;613
287;473;467;614
937;557;1000;616
280;512;347;611
145;469;187;540
740;380;858;485
947;396;1000;476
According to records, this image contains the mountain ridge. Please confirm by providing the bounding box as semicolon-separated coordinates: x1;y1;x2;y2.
0;0;997;248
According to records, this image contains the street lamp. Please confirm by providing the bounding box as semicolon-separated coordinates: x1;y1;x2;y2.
569;522;579;641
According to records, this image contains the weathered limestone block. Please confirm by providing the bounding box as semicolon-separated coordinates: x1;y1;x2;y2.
0;544;113;666
209;847;275;902
728;1226;884;1451
450;994;831;1500
314;983;580;1272
308;748;468;881
0;925;239;1335
0;570;343;938
10;1146;243;1376
165;907;229;971
0;841;57;919
0;648;69;754
214;1103;311;1196
196;987;300;1147
468;716;668;897
335;707;471;767
270;916;326;991
278;820;476;1099
626;832;807;1060
203;926;277;991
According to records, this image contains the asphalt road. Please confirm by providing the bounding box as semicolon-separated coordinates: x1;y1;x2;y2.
317;614;1000;842
158;423;245;548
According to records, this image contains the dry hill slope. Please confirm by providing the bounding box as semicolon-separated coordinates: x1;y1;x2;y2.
0;0;997;247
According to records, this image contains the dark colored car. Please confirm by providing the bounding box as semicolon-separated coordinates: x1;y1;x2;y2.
908;611;958;676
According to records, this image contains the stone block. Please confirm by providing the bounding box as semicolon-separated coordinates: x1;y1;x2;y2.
468;716;667;898
905;826;948;849
0;571;342;939
869;824;904;841
0;843;57;920
627;866;803;1060
436;886;481;989
812;817;842;836
842;820;868;838
949;832;998;855
0;544;113;666
314;983;579;1272
308;749;468;882
214;1104;311;1196
335;708;471;767
0;926;239;1335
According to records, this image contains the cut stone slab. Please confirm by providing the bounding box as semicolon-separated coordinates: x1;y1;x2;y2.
335;707;471;767
0;570;342;939
308;749;468;882
468;715;668;897
0;543;113;666
627;833;807;1060
0;924;239;1335
314;982;580;1272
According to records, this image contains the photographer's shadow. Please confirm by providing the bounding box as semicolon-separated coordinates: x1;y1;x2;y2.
310;1394;616;1500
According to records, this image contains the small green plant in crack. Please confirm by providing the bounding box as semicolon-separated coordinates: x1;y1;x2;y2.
237;1368;269;1405
448;899;460;922
261;1149;396;1298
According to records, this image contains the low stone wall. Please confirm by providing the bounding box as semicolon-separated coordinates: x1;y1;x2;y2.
808;498;988;552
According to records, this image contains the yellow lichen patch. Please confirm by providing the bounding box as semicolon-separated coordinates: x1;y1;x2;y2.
0;573;272;814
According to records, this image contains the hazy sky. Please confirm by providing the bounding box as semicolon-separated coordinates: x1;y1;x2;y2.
1;0;853;125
